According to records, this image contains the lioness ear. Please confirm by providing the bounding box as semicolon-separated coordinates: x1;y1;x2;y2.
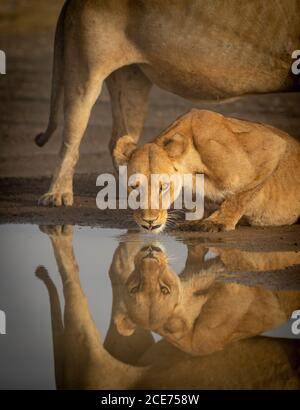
113;135;137;167
162;133;187;158
114;312;136;336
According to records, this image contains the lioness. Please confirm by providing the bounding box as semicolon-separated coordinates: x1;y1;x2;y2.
36;0;300;206
114;109;300;232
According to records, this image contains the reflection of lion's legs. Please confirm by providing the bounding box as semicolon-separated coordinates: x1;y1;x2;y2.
39;225;139;389
106;65;152;166
35;265;65;389
43;226;101;347
39;226;104;388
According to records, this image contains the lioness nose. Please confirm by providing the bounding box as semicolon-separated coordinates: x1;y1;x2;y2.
141;216;162;231
142;216;158;226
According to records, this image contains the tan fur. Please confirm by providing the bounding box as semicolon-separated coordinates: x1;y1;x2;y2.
111;237;300;355
116;109;300;232
37;227;300;389
36;0;300;206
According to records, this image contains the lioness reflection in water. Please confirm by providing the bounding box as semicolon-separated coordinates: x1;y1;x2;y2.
36;226;300;389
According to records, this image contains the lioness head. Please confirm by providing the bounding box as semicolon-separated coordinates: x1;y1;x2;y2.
114;244;181;335
113;124;194;232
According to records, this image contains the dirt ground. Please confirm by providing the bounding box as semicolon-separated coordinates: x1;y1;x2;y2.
0;1;300;247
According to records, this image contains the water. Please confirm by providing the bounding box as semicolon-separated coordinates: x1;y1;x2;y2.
0;224;299;389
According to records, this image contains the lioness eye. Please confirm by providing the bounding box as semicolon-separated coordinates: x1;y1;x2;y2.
160;285;170;295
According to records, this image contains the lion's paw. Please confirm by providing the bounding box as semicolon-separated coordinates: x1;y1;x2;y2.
38;191;73;207
198;220;229;232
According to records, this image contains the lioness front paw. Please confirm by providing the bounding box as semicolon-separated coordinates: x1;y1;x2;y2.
38;191;73;207
198;220;228;232
198;219;235;232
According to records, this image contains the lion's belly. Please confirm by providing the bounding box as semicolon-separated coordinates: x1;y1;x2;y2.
137;42;298;101
139;64;230;101
139;62;294;101
129;1;300;99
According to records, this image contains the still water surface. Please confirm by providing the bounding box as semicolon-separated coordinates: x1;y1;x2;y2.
0;224;299;389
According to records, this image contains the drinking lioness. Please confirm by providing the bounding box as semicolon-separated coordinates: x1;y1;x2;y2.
114;109;300;232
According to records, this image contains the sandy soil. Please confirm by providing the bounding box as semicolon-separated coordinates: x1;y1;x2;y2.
0;1;299;249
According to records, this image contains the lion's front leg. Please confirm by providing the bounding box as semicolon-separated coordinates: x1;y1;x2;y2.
106;65;152;168
180;187;260;232
199;187;261;232
38;67;103;207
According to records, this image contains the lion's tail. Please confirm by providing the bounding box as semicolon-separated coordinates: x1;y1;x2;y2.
35;1;68;147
